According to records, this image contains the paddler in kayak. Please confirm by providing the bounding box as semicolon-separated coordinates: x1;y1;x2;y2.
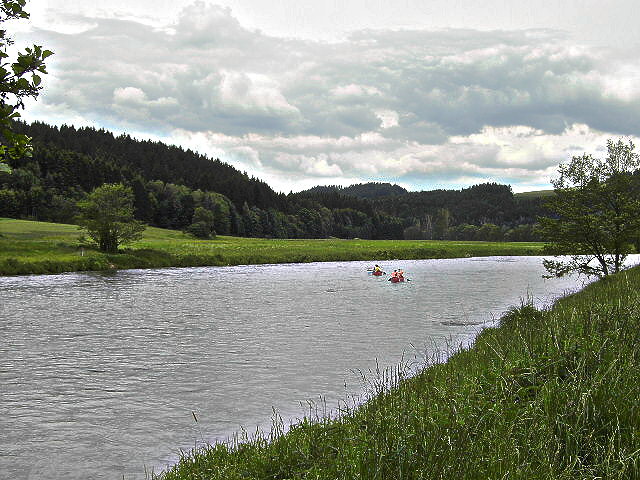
372;264;383;275
388;269;405;282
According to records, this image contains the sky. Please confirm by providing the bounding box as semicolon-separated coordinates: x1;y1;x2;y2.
11;0;640;193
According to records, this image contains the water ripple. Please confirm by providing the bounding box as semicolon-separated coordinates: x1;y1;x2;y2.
3;256;637;480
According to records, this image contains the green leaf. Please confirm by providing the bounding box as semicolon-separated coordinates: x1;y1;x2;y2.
17;53;33;66
16;77;30;89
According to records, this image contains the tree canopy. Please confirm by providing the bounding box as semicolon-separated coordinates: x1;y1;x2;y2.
539;139;640;277
186;206;216;239
77;183;145;253
0;0;52;172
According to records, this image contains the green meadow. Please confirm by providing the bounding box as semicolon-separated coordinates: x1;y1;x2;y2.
156;266;640;480
0;217;544;276
513;189;555;199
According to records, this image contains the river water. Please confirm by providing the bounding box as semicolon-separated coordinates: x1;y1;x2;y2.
0;256;600;479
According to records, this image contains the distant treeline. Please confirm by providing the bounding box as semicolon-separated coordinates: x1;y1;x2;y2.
0;121;547;240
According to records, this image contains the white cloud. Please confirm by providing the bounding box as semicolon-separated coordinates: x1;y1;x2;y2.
376;110;399;129
20;2;640;192
113;86;147;104
168;121;635;193
331;84;382;97
218;71;300;116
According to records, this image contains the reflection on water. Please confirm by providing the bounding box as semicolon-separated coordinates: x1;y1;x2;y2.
0;256;604;479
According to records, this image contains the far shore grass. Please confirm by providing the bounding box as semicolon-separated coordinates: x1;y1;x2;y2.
0;217;545;276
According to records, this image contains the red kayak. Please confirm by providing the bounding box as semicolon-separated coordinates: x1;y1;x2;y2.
371;270;384;276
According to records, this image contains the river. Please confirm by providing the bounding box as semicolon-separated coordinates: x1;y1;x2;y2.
0;256;598;479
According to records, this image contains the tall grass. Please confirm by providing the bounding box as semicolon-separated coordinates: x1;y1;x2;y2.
0;218;544;275
155;267;640;479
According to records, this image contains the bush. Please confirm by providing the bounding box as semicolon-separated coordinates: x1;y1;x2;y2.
185;207;216;239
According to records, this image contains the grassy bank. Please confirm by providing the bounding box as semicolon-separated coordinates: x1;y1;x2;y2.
156;267;640;479
0;218;544;275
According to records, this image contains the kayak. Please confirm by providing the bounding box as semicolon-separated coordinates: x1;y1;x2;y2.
371;270;384;276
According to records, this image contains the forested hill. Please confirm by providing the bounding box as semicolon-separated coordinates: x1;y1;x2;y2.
13;121;285;210
0;121;547;241
301;182;408;199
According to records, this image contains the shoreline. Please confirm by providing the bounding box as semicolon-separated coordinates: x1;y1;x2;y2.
0;217;544;276
0;247;545;277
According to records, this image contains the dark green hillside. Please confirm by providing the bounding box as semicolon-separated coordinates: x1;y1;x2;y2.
13;121;285;210
1;121;547;241
372;183;547;240
300;182;408;199
342;182;408;198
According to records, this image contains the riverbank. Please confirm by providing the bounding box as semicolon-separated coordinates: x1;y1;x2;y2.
0;218;544;275
157;266;640;479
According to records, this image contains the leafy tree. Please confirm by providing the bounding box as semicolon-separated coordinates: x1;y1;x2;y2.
372;212;403;239
186;206;215;239
241;201;263;237
403;224;424;240
1;1;52;172
504;223;540;242
477;223;503;241
450;223;478;241
539;139;640;277
77;183;145;253
297;207;324;238
0;186;19;215
433;208;450;240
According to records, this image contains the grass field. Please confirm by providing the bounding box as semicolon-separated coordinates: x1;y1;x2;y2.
156;266;640;479
0;217;545;275
514;189;555;199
